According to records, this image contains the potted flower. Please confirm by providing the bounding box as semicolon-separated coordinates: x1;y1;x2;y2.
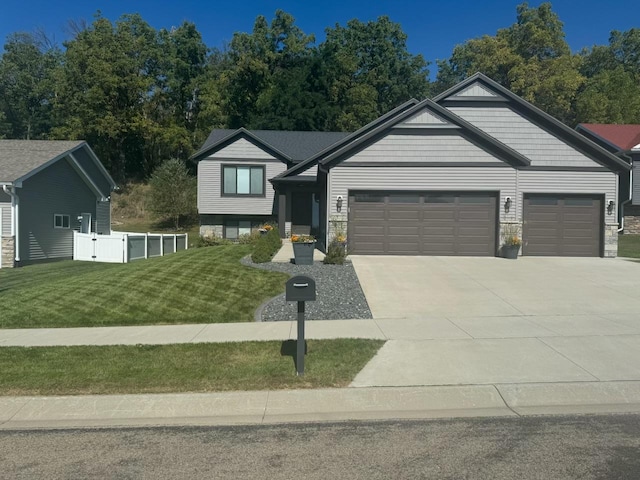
291;234;316;265
501;224;522;259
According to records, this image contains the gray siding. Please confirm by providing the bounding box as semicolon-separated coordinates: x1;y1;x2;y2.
198;158;286;215
19;157;97;263
453;82;499;97
449;106;602;168
400;110;448;125
71;147;113;198
298;164;317;177
517;170;618;224
96;200;111;235
209;138;276;160
343;133;505;164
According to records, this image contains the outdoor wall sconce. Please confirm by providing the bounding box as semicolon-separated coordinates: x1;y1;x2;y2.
607;200;615;215
336;195;343;213
504;196;512;214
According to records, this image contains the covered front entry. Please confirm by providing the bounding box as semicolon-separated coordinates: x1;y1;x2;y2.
523;194;603;257
348;191;498;256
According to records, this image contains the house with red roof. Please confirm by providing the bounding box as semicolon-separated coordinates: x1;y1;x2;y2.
577;124;640;234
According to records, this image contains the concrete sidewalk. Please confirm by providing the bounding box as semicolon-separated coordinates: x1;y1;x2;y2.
3;315;640;426
3;382;640;429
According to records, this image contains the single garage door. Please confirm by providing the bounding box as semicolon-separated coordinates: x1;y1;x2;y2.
349;191;497;256
523;194;602;256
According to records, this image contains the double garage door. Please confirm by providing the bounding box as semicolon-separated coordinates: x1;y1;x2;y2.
348;192;603;257
348;192;497;256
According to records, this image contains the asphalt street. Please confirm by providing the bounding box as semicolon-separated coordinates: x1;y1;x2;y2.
2;414;640;479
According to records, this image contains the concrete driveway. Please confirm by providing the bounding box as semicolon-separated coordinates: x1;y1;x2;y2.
351;256;640;318
350;255;640;388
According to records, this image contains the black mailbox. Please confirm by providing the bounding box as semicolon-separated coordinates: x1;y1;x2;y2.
285;276;316;302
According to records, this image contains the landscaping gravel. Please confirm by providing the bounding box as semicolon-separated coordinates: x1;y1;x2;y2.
241;257;373;321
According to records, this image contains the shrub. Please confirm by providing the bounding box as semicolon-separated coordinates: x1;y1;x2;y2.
194;235;232;248
238;231;261;245
323;240;347;265
251;226;282;263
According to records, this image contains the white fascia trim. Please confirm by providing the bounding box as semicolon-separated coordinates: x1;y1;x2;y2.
67;153;108;201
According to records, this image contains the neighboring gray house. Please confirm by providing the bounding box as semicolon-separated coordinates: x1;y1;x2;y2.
0;140;116;268
194;73;630;257
576;124;640;234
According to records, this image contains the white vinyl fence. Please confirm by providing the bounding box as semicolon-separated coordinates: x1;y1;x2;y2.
73;231;188;263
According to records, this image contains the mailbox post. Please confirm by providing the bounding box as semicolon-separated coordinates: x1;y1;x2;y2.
285;275;316;376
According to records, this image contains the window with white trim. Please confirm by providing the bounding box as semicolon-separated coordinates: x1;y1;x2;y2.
222;165;265;196
54;214;70;229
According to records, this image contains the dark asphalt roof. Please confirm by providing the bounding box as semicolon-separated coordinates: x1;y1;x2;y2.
0;140;85;182
198;129;350;162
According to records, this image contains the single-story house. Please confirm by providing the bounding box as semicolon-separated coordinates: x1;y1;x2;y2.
576;124;640;234
0;140;116;267
193;73;630;257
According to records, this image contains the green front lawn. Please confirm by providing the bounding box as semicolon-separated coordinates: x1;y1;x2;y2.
618;234;640;258
0;339;384;395
0;245;287;329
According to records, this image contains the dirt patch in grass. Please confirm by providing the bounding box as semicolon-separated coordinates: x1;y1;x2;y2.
0;339;385;396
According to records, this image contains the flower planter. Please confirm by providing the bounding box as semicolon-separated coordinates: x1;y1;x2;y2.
501;244;520;259
292;241;315;265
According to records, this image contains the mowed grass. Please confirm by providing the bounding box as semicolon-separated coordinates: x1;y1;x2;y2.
0;245;288;329
0;339;385;395
619;234;640;258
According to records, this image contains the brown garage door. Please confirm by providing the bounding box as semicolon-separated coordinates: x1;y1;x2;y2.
523;195;602;257
348;192;497;256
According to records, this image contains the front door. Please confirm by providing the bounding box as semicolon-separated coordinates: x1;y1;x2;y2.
291;192;312;235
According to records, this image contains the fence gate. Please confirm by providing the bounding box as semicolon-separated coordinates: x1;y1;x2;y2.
74;232;125;263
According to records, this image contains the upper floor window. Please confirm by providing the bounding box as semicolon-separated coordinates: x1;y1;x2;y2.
54;214;70;229
222;165;265;196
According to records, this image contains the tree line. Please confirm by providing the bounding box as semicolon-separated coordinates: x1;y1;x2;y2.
0;3;638;182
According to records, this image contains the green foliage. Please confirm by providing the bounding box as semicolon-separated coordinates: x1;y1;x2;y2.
0;339;385;395
194;235;232;248
0;245;288;328
251;226;282;263
0;32;60;139
1;6;639;182
147;158;196;230
323;241;347;265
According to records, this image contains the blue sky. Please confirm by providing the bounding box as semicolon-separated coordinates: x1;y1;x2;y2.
0;0;637;77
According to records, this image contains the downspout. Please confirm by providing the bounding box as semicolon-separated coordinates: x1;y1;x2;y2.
2;184;19;263
618;168;632;233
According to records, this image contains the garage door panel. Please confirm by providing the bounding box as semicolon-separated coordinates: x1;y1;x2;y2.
524;195;601;257
352;225;385;236
388;210;420;220
389;226;419;236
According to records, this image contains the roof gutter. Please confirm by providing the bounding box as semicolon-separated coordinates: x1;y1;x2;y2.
2;184;19;263
619;153;634;233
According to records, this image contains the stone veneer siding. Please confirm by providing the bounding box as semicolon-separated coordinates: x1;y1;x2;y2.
604;224;618;258
1;236;15;268
623;205;640;235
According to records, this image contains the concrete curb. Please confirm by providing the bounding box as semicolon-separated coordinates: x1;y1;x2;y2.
2;382;640;430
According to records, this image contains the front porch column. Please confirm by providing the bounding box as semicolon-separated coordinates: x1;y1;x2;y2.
278;193;287;238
